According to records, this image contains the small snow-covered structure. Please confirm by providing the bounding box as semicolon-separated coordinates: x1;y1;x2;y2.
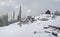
45;10;51;14
22;16;35;23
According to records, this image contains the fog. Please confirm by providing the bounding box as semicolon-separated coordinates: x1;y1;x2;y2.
0;0;60;18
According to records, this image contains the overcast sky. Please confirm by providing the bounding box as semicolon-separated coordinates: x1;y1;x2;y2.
0;0;60;18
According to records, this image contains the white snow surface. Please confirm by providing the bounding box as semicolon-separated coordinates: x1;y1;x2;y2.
0;15;60;37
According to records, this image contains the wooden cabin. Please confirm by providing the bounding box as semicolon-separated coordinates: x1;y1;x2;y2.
45;10;51;14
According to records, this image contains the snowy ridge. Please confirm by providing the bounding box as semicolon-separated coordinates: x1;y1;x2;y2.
0;15;60;37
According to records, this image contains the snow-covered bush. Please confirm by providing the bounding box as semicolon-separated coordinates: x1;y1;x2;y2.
52;14;56;19
54;11;60;16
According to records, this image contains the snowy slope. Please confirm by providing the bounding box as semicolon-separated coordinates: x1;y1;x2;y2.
0;15;60;37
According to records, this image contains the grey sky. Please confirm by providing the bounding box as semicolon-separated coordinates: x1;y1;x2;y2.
0;0;60;18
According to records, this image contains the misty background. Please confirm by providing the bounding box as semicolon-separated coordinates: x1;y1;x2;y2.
0;0;60;20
